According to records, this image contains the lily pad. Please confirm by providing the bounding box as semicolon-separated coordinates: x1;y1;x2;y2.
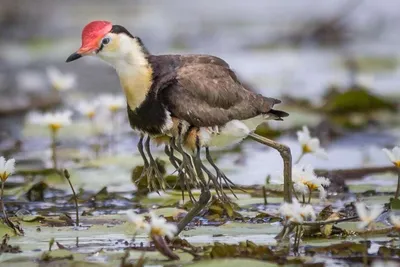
187;259;278;267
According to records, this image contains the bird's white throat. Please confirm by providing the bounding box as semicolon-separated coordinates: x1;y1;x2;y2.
99;34;152;111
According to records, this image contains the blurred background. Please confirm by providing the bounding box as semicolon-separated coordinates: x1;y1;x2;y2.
1;0;400;185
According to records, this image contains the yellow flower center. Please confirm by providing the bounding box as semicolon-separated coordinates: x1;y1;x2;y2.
109;105;120;112
87;112;95;120
305;182;319;191
394;161;400;168
0;172;9;182
150;227;163;236
302;144;312;154
49;123;62;132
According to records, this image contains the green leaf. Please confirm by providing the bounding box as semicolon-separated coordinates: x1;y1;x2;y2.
390;198;400;210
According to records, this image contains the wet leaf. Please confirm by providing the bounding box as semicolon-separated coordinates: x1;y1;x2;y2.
40;249;74;261
20;215;46;222
187;259;278;267
305;242;365;256
205;197;241;221
390;198;400;210
320;213;341;237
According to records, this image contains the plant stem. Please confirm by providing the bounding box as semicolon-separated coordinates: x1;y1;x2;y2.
363;235;368;267
294;226;301;253
262;186;267;205
51;129;58;170
302;194;306;204
297;225;302;252
295;152;305;164
395;167;400;199
308;188;312;204
90;116;100;159
293;225;298;252
0;181;8;221
63;169;79;226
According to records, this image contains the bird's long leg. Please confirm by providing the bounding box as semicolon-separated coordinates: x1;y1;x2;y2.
205;147;240;198
176;144;211;235
137;134;149;179
164;145;187;202
200;163;229;201
248;132;292;202
167;140;199;203
169;138;198;185
144;136;166;191
192;145;208;187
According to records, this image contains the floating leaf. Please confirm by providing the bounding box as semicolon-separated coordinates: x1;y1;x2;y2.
187;259;278;267
390;198;400;210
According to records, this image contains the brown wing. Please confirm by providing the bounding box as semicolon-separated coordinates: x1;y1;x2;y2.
160;63;280;127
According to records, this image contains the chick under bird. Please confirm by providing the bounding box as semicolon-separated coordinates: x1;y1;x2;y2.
66;21;293;235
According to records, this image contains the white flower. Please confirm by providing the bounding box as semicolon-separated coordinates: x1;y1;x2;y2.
389;214;400;229
46;67;76;91
382;146;400;167
126;210;150;230
0;157;15;182
148;212;178;239
96;94;125;112
279;198;316;223
297;126;328;159
355;202;383;229
76;101;97;119
281;165;331;200
28;110;72;132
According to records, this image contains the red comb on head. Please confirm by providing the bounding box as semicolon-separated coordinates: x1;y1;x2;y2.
78;21;112;53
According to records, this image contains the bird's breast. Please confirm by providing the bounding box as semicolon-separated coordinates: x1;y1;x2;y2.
118;65;153;111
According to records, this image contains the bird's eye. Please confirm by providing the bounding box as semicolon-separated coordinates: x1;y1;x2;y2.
102;37;110;45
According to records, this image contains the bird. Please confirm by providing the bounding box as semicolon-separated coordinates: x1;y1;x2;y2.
66;21;293;235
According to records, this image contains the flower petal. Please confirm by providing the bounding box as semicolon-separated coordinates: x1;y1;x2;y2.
355;202;368;221
4;158;15;175
382;148;396;163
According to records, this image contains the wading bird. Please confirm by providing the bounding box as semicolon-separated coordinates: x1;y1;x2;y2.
66;21;292;235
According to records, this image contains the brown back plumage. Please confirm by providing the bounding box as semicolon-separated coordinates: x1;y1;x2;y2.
153;56;282;127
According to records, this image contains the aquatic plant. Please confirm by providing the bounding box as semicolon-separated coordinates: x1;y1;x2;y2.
28;110;72;169
0;157;15;220
355;202;383;230
291;165;331;202
383;146;400;199
296;126;328;163
46;67;77;91
126;210;178;259
279;198;316;252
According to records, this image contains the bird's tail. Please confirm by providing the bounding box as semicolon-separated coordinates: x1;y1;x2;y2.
267;109;289;121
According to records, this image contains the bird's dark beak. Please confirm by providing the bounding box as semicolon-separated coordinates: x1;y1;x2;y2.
66;52;82;62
